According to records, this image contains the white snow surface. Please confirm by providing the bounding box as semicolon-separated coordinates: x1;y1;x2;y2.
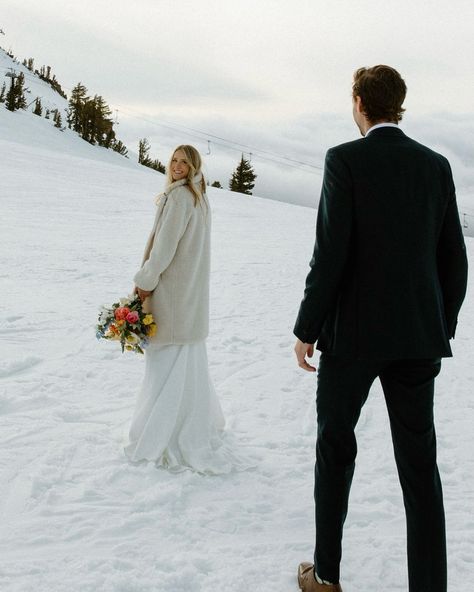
0;106;473;592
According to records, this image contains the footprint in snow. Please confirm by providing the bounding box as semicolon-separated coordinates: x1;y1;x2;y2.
0;356;43;378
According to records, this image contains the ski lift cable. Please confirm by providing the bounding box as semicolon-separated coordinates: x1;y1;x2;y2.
0;66;323;173
114;103;323;173
115;103;324;170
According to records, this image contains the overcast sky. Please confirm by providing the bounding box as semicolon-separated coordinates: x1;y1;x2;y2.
2;0;474;206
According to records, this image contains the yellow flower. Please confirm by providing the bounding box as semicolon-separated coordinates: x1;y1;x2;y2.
143;314;154;326
148;323;157;337
126;334;139;344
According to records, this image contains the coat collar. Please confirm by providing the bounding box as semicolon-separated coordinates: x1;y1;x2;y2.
156;173;203;204
165;172;203;194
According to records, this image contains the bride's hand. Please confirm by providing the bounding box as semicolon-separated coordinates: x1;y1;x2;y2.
135;286;152;302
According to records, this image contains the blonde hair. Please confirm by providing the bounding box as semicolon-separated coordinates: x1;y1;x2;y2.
167;145;206;206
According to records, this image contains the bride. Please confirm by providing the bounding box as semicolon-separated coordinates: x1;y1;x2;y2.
124;144;238;474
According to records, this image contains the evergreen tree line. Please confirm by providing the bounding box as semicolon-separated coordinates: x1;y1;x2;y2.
134;143;258;196
0;71;64;130
66;83;128;156
135;142;257;197
22;57;67;99
138;138;165;173
0;47;128;158
32;97;63;128
1;47;258;190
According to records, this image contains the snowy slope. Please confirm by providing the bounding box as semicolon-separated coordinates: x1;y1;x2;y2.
0;105;473;592
0;48;69;120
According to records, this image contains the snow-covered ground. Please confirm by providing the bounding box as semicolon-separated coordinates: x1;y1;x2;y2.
0;105;473;592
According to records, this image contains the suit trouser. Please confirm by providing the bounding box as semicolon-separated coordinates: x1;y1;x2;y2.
314;353;446;591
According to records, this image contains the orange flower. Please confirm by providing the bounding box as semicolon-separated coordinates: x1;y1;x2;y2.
114;307;130;321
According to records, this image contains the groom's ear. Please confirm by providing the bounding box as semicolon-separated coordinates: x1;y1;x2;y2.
354;95;364;114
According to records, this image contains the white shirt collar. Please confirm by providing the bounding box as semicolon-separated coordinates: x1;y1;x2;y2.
365;122;400;137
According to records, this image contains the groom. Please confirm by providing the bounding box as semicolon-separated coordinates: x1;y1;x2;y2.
294;65;468;592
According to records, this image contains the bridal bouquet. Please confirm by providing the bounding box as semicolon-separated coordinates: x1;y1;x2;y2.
96;294;156;354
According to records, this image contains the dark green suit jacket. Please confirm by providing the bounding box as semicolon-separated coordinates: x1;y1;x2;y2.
294;127;468;359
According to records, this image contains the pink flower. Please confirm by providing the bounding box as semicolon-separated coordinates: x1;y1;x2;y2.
114;307;130;321
126;311;139;324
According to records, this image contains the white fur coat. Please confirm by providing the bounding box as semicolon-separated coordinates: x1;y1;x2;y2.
134;175;211;344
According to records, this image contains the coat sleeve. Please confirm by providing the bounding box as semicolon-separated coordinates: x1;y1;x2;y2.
294;147;353;344
134;194;192;292
436;160;468;338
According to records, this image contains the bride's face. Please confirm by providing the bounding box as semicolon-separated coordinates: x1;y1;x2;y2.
171;150;190;181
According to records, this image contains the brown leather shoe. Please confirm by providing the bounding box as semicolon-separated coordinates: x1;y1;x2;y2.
297;562;343;592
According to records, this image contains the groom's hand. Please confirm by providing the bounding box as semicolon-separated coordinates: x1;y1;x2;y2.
294;339;316;372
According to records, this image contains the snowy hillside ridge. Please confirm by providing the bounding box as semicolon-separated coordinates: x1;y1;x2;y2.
0;47;69;121
1;98;474;592
1;48;129;159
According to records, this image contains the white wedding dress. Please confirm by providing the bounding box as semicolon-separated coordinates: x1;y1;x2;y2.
124;341;248;474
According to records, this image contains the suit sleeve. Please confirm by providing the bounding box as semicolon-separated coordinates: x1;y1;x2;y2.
294;148;353;344
134;195;192;292
436;161;468;338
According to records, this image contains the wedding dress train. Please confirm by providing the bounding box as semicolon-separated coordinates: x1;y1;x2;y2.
124;341;248;474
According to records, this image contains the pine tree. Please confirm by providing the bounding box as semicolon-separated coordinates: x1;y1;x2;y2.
5;74;16;111
4;71;27;111
67;83;87;132
112;140;129;157
53;109;62;129
33;97;43;116
138;138;152;165
14;72;27;110
150;158;166;173
92;95;114;146
138;139;165;172
211;181;222;188
64;82;127;156
35;64;67;99
39;65;52;80
103;126;116;149
81;97;97;143
23;57;34;71
229;155;257;195
0;82;6;104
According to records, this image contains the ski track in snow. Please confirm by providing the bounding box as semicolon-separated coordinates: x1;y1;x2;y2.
1;107;473;591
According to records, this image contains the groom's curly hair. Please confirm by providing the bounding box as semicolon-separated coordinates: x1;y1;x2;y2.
352;65;407;123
